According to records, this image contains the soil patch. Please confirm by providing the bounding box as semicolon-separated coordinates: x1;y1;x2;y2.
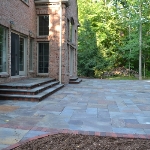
12;133;150;150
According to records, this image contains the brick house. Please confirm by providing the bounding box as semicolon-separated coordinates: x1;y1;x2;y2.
0;0;79;84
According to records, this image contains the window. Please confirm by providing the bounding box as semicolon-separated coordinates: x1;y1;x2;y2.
67;19;70;40
38;16;49;36
22;0;28;3
19;37;24;71
75;30;77;45
29;39;34;71
70;22;73;42
70;18;75;43
0;26;7;72
22;0;29;4
38;43;49;73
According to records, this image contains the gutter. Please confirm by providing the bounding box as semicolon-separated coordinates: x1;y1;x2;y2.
59;0;62;84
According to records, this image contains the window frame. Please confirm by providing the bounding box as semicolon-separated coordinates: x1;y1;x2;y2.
38;15;50;36
29;38;34;71
19;35;27;76
69;17;75;44
37;42;49;75
67;19;70;41
0;25;8;73
22;0;29;5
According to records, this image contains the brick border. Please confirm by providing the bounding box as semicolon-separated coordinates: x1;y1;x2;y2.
2;128;150;150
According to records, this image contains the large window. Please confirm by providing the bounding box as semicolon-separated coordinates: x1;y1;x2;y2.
0;26;7;72
19;37;24;71
67;19;70;40
29;39;34;71
70;22;73;42
38;15;49;36
38;43;49;73
70;21;75;43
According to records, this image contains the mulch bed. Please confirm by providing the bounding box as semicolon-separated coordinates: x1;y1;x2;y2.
12;133;150;150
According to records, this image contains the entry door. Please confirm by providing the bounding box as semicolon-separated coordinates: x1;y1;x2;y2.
70;47;74;76
11;33;19;76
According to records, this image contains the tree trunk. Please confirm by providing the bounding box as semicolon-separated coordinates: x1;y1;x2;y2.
139;0;142;80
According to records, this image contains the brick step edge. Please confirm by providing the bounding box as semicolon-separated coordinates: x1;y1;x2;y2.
69;77;78;81
0;78;56;89
0;84;64;102
0;81;59;95
69;79;82;84
3;128;150;150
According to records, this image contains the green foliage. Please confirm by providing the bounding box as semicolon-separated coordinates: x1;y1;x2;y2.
77;0;150;78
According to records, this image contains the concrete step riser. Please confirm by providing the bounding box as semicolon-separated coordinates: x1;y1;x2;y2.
69;79;82;84
0;85;64;102
69;78;78;81
0;78;64;102
0;82;59;95
0;79;56;90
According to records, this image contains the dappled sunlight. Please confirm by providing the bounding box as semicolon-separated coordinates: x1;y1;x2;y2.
55;25;60;31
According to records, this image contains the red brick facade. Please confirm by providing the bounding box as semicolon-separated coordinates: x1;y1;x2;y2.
0;0;78;84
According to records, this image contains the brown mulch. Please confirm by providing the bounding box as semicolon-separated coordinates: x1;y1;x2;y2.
13;133;150;150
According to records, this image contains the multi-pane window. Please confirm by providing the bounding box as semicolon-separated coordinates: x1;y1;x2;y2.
75;30;77;45
22;0;29;4
38;43;49;73
29;39;34;71
70;21;75;43
38;16;49;36
19;37;24;71
70;22;73;42
67;19;70;40
0;26;7;72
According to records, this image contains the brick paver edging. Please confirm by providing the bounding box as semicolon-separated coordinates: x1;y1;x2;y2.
3;129;150;150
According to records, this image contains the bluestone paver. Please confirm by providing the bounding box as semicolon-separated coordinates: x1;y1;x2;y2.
1;79;150;149
0;128;29;145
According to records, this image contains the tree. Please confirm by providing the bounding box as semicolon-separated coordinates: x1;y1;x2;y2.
77;0;150;78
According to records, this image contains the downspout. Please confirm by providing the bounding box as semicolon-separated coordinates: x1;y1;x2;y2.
59;0;62;84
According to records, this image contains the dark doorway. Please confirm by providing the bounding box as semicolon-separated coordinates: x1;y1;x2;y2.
11;33;19;76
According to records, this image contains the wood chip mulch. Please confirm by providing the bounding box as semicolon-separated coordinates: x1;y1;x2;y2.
12;133;150;150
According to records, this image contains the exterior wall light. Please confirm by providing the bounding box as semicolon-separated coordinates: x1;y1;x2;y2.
29;30;33;37
10;21;14;29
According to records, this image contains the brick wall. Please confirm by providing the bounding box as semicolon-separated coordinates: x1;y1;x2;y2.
0;0;79;84
0;0;36;83
36;0;79;84
0;0;36;35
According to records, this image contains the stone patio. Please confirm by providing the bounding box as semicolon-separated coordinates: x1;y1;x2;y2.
0;79;150;149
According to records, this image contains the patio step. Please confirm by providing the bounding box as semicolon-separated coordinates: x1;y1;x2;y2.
0;78;56;89
69;77;82;84
0;81;59;95
0;78;64;102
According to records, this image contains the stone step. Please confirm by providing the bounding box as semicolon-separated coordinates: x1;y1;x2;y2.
0;84;64;102
69;77;78;81
69;78;82;84
0;78;56;89
0;81;59;95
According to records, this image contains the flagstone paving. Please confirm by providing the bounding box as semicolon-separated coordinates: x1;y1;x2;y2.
1;79;150;149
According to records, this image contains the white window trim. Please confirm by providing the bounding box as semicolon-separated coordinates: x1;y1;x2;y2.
0;26;8;74
37;42;49;75
22;0;29;5
29;38;34;71
19;36;27;76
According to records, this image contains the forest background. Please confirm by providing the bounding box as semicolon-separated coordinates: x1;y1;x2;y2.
77;0;150;80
